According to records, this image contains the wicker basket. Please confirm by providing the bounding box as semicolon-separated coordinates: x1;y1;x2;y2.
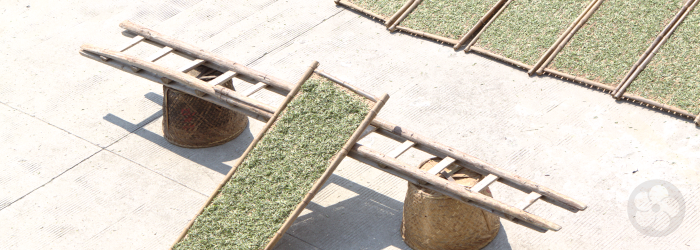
162;66;248;148
401;158;500;250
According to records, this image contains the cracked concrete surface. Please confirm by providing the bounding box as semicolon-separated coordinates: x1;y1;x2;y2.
1;0;699;249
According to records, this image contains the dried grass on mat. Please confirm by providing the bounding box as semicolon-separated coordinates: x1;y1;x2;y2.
400;0;498;40
550;0;684;86
174;76;370;250
628;8;700;114
476;0;590;66
349;0;408;18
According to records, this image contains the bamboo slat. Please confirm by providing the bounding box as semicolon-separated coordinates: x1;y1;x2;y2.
350;144;561;232
465;0;514;51
515;192;543;210
80;44;276;117
529;0;600;75
426;157;455;175
171;61;316;249
388;0;423;31
471;174;499;193
470;46;532;70
116;35;144;52
120;21;295;92
386;141;416;158
335;0;388;21
242;82;268;97
369;118;587;211
535;0;604;75
395;25;459;44
266;92;389;250
386;0;416;28
315;70;378;101
454;0;508;50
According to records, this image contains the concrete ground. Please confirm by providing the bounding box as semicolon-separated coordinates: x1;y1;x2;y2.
1;0;699;249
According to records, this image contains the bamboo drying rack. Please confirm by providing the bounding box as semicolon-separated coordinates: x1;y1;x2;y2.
535;0;700;125
335;0;700;125
335;0;507;48
465;0;600;72
169;61;389;249
81;21;588;242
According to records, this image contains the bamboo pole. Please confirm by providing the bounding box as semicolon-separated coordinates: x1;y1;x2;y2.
119;21;295;91
80;44;277;116
79;49;272;122
621;92;697;118
529;0;600;75
171;61;318;249
535;0;604;75
454;0;509;50
386;0;416;28
349;144;561;232
85;41;587;212
335;0;387;21
265;92;390;250
369;118;588;211
613;0;697;99
395;25;459;44
544;68;698;120
84;39;586;213
470;46;532;70
315;70;378;102
543;68;615;92
465;0;514;51
388;0;423;31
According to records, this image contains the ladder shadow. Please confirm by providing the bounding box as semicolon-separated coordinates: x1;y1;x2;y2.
103;92;253;175
281;175;513;249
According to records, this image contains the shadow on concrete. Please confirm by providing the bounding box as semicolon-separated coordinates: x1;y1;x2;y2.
279;174;512;250
103;92;254;175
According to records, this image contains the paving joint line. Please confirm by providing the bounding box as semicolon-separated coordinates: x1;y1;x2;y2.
0;149;103;212
105;149;209;197
285;232;324;250
245;8;344;67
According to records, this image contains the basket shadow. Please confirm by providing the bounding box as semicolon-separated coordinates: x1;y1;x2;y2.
103;92;253;175
277;175;513;250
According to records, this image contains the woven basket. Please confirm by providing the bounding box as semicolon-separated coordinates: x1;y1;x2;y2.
401;158;500;250
162;66;248;148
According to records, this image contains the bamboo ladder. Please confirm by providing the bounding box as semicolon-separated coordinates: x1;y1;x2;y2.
80;21;587;234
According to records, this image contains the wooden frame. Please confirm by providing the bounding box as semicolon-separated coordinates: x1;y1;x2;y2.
168;61;390;249
81;21;588;236
465;0;600;71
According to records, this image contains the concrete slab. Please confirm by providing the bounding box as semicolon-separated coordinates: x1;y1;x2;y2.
1;0;699;249
106;109;264;195
0;103;100;211
0;150;206;249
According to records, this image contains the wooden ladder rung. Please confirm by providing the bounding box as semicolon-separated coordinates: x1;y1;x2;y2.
161;59;206;84
426;157;455;175
471;174;499;193
132;46;174;73
242;82;268;97
101;35;145;62
145;46;173;62
515;192;543;210
386;141;415;158
196;71;237;97
117;35;145;52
